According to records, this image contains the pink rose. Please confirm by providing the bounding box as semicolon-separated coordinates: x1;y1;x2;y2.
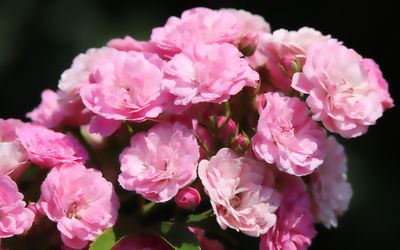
0;175;35;238
310;136;353;228
0;119;29;179
26;89;64;128
260;186;316;250
162;43;259;107
80;50;170;136
58;47;115;119
198;148;281;237
217;116;237;146
119;122;200;202
175;187;201;210
151;7;243;57
36;164;119;249
257;27;334;92
15;124;88;168
252;92;326;176
292;40;394;138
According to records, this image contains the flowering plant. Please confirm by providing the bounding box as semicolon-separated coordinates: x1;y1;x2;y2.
0;7;393;250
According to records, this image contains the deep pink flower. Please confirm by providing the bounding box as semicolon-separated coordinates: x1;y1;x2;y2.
162;43;259;107
80;50;170;136
310;136;353;228
260;186;316;250
36;164;119;249
0;175;35;238
0;119;29;179
252;92;326;176
292;40;394;138
151;7;244;57
188;227;225;250
119;122;200;202
175;187;201;209
198;148;281;237
15;124;88;168
217;116;237;146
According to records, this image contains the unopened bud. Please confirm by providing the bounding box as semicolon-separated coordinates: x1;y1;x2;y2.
239;34;258;57
175;187;201;210
233;134;251;153
217;116;237;146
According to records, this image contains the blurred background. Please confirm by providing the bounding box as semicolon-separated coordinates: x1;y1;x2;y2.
0;0;398;249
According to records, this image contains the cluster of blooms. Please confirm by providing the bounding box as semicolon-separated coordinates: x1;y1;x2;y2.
0;7;393;250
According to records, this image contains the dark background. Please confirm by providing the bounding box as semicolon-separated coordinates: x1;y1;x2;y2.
0;1;398;249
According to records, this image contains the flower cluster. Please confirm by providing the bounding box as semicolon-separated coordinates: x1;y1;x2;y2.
0;7;393;250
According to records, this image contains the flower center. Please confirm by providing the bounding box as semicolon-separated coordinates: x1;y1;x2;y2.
66;202;81;219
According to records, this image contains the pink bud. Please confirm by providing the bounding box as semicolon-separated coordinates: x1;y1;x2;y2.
175;187;201;209
28;202;41;218
217;116;237;146
233;135;250;153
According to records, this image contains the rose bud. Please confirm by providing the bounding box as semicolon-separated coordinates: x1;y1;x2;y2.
175;187;201;210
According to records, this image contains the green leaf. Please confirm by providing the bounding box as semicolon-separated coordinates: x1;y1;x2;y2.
89;228;117;250
157;222;200;250
186;209;214;223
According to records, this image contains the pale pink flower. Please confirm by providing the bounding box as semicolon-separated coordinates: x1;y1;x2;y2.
151;7;243;57
198;148;281;237
26;89;64;128
15;124;88;168
0;175;35;238
162;43;259;107
188;227;225;250
310;136;353;228
0;119;28;179
119;122;199;202
257;27;334;92
292;40;394;138
260;186;316;250
253;92;326;176
80;50;170;135
175;187;201;209
107;35;166;58
58;47;115;118
36;164;119;249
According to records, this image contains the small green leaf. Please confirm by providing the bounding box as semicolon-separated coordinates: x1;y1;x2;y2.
157;222;200;250
89;228;116;250
186;209;214;223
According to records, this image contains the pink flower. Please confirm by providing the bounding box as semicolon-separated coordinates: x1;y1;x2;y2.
15;124;88;168
58;47;115;119
252;92;326;176
162;43;259;107
0;119;29;179
175;187;201;209
257;27;334;92
0;175;35;238
151;7;243;57
80;50;170;136
292;40;394;138
36;164;119;249
26;89;64;128
188;227;225;250
198;148;281;237
310;136;353;228
119;122;199;202
217;116;237;146
260;187;316;250
111;234;172;250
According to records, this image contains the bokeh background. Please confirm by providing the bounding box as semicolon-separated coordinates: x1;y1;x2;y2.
0;0;398;249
